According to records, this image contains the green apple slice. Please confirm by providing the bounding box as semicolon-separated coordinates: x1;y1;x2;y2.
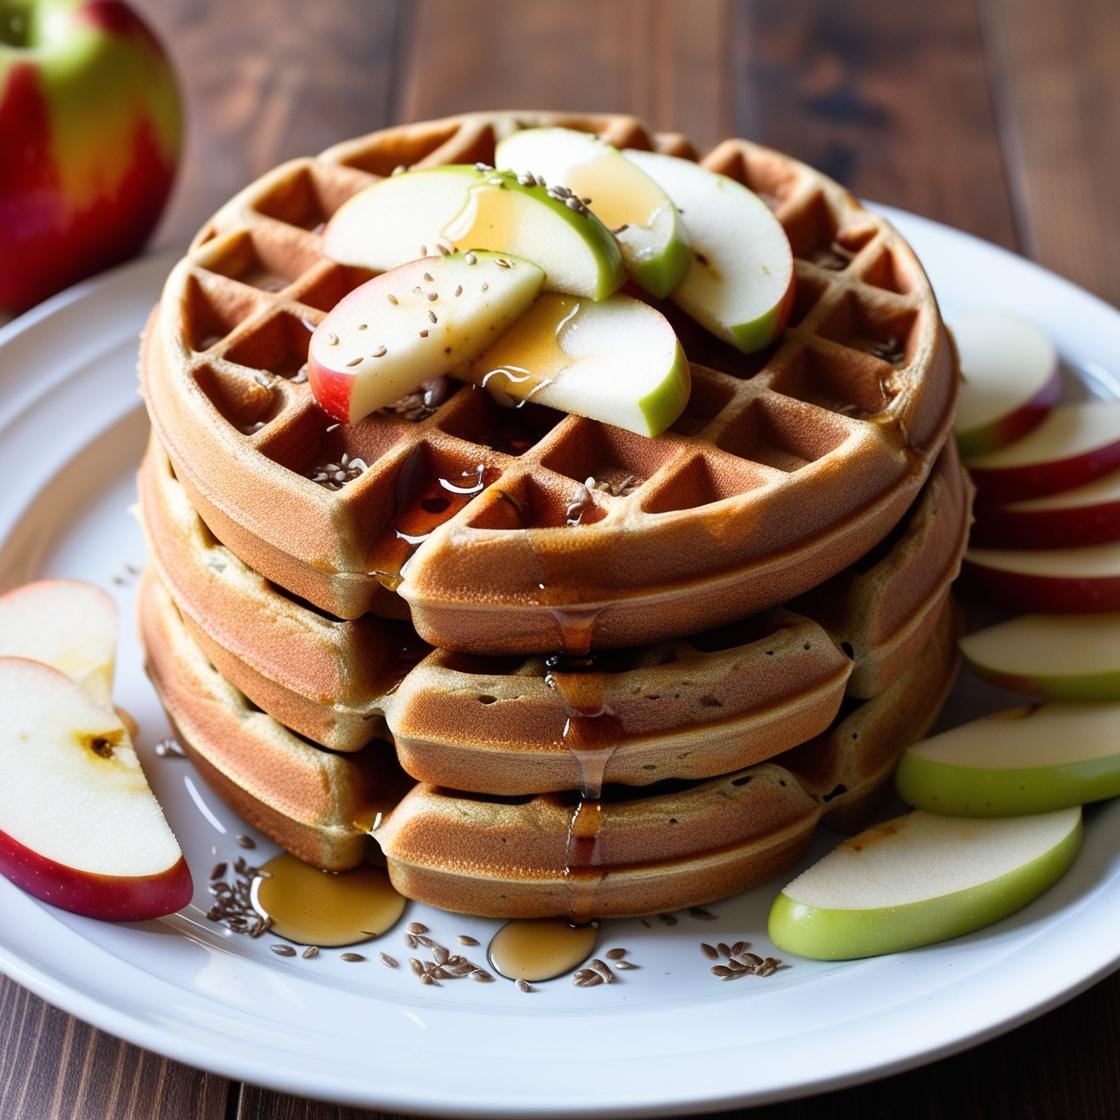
623;149;794;353
960;614;1120;699
308;251;544;424
896;702;1120;816
495;127;691;298
768;808;1081;960
322;166;624;300
465;292;690;437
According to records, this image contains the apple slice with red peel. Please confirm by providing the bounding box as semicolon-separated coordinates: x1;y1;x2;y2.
897;702;1120;816
322;166;624;300
964;402;1120;504
960;614;1120;699
465;292;690;437
768;808;1081;960
309;251;545;424
495;127;692;298
952;310;1060;458
0;579;117;705
622;149;794;353
964;540;1120;612
971;467;1120;548
0;657;192;920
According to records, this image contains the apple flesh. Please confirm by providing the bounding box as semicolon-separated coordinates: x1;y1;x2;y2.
0;578;117;705
964;541;1120;613
466;292;690;437
960;614;1120;699
0;657;192;920
952;310;1060;458
308;251;544;424
897;702;1120;816
0;0;181;313
964;402;1120;504
495;126;691;298
971;467;1120;549
768;808;1081;960
323;165;624;301
623;148;794;353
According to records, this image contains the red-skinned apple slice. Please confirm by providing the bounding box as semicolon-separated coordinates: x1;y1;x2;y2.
965;402;1120;504
623;149;795;353
0;657;192;920
971;467;1120;548
0;579;117;705
308;251;544;424
964;540;1120;613
952;310;1060;458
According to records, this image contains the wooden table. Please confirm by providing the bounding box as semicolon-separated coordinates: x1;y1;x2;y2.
3;1;1119;1116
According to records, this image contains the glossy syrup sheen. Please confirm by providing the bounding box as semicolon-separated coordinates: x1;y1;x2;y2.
252;853;406;947
488;918;599;982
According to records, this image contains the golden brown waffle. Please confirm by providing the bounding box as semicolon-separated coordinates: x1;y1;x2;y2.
779;597;963;831
139;570;411;871
140;437;968;787
138;566;959;915
140;110;958;654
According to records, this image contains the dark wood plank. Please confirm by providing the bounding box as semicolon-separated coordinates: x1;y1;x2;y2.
984;0;1120;303
140;0;405;246
0;975;228;1120
730;0;1019;248
399;0;731;151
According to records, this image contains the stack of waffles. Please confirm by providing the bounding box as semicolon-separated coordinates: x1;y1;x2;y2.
137;112;970;919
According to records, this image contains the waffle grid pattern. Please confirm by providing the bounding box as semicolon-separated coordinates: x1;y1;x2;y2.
143;111;956;647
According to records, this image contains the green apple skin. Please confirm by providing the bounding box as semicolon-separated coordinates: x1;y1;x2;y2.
962;661;1120;701
495;126;692;298
0;0;181;312
896;752;1120;817
636;343;691;436
323;165;625;301
768;815;1082;960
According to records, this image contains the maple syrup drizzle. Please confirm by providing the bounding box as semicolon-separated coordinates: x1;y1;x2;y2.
487;918;599;982
544;654;624;925
369;448;495;591
251;853;406;948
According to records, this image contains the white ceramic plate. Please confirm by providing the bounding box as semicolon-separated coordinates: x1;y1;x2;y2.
1;212;1119;1118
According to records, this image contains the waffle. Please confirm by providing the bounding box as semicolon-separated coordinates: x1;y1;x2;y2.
140;110;958;654
139;437;969;788
139;568;959;915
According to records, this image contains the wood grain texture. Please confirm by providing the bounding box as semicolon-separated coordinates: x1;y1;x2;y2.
0;975;228;1120
142;0;406;246
983;0;1120;303
730;0;1019;248
398;0;731;151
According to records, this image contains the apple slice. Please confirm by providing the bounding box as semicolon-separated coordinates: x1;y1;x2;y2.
964;541;1120;613
465;293;690;437
897;702;1120;816
322;166;624;300
960;614;1120;698
623;149;794;353
0;657;192;920
964;402;1120;504
495;127;691;298
952;310;1060;458
768;808;1081;960
971;467;1120;548
308;251;544;424
0;579;117;706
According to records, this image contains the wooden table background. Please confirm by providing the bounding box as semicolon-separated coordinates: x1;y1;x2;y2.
3;0;1120;1116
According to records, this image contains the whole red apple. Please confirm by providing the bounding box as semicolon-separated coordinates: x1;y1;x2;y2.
0;0;181;313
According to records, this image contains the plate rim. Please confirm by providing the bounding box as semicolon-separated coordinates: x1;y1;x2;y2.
0;218;1119;1117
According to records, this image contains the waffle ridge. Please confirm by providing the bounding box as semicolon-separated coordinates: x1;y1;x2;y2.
141;110;958;652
